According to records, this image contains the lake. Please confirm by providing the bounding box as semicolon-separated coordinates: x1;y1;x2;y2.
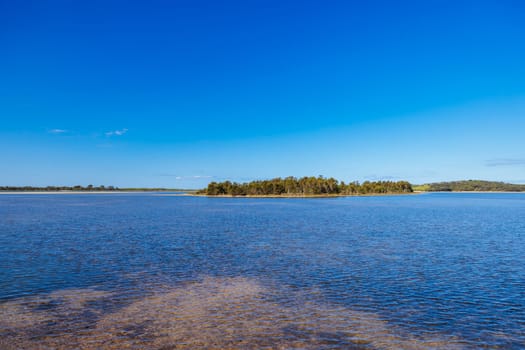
1;193;524;349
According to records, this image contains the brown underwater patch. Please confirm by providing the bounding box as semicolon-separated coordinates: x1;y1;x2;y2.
0;277;466;349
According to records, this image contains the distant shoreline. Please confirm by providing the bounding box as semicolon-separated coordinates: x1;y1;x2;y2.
1;191;523;196
0;191;191;195
0;191;414;197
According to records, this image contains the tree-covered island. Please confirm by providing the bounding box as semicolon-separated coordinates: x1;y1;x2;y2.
197;176;413;197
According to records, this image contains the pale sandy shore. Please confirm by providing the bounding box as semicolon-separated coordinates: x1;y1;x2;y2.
187;193;418;198
414;190;524;194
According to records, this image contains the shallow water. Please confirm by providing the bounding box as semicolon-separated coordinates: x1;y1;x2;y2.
1;193;524;349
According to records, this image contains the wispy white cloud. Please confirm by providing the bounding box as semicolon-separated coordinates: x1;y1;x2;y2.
48;129;68;134
486;158;525;167
157;174;214;180
105;128;128;136
364;174;398;181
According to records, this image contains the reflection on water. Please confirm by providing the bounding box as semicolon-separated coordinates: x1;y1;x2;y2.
0;277;465;349
1;193;525;348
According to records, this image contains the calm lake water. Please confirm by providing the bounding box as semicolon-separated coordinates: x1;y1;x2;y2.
1;193;524;349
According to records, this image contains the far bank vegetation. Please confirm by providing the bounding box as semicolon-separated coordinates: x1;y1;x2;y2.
413;180;525;192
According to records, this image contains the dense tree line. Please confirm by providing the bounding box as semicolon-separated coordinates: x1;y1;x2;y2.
199;177;413;196
420;180;525;192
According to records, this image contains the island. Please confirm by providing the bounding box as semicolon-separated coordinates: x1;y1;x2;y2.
196;176;413;197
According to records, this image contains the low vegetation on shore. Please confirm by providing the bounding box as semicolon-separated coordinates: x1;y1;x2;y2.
197;177;413;196
0;185;185;192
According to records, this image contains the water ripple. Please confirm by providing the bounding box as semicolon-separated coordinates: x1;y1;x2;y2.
1;193;525;348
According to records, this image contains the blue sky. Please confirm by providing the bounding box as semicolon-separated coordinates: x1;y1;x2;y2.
1;0;524;188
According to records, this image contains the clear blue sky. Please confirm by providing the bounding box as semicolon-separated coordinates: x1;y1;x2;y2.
1;0;524;188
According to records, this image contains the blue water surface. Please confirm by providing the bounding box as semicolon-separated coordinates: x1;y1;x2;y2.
1;193;524;348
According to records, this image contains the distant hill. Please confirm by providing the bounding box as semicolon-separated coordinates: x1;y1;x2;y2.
413;180;525;192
